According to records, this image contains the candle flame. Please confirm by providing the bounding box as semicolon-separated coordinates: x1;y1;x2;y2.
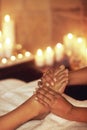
35;49;44;67
56;43;62;48
10;55;16;61
36;49;43;56
77;37;83;43
5;38;11;45
1;58;7;64
46;46;53;54
25;51;31;57
67;33;73;39
17;53;23;59
4;15;10;22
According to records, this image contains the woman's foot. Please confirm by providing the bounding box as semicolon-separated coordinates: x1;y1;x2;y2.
54;65;68;93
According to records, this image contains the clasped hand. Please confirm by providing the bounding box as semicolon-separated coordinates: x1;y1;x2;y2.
35;65;73;119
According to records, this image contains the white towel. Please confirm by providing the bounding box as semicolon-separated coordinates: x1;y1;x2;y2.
0;78;87;130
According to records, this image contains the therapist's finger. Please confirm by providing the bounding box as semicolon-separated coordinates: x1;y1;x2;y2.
36;87;58;104
42;69;55;86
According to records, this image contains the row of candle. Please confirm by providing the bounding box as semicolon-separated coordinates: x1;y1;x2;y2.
0;14;87;70
0;51;33;68
34;43;64;67
34;33;87;70
63;33;87;69
64;33;87;58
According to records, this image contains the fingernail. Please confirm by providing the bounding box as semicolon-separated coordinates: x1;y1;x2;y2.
35;97;38;100
46;83;49;87
51;82;54;86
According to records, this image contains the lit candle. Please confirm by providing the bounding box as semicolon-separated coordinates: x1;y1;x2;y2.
69;37;87;70
0;31;3;42
2;14;15;57
85;48;87;65
0;31;3;57
17;53;23;59
54;43;64;61
0;43;3;57
44;46;54;66
10;55;16;61
74;37;86;58
24;51;31;57
1;58;8;64
35;49;45;67
4;38;13;58
63;33;76;56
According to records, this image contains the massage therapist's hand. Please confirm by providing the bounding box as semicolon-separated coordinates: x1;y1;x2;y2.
36;86;74;120
39;65;68;93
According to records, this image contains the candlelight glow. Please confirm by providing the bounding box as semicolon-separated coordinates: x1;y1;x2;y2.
36;49;43;56
0;43;2;48
46;46;52;53
0;23;87;70
55;43;64;61
0;31;2;37
1;58;7;64
0;42;3;57
63;33;76;57
16;44;22;50
2;14;15;58
10;55;16;61
76;37;86;56
85;48;87;65
35;49;45;67
45;46;54;65
17;53;23;59
67;33;73;39
0;31;3;42
0;15;34;67
4;15;10;22
77;37;83;43
5;38;11;45
56;43;63;48
24;51;31;57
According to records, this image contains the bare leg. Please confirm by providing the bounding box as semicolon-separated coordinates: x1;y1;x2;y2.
0;92;50;130
0;65;68;130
